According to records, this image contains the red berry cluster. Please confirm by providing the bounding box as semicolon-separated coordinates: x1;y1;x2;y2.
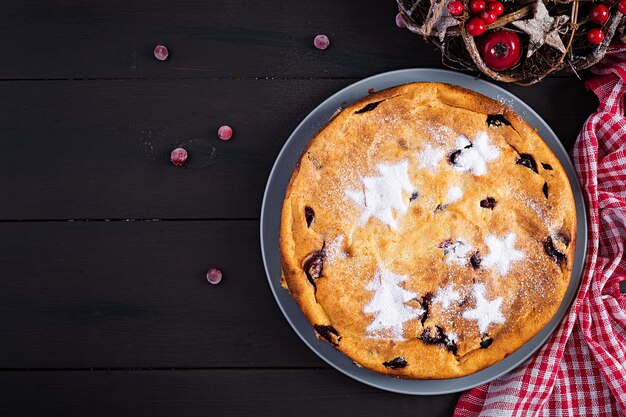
448;0;504;37
587;0;626;45
588;4;608;44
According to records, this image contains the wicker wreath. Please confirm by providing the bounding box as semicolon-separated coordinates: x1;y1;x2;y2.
397;0;626;84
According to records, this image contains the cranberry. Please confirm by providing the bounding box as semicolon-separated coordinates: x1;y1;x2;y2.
469;0;486;15
480;197;497;209
487;1;504;17
420;292;434;324
218;125;233;141
313;34;330;50
544;237;566;265
395;13;406;28
382;357;408;369
314;324;341;346
448;0;464;16
479;30;521;71
516;153;538;173
153;45;169;61
304;207;315;227
487;114;511;127
619;0;626;14
480;333;493;348
420;326;446;344
480;10;497;24
590;5;609;25
170;147;188;166
206;267;223;285
303;250;326;286
466;18;486;36
470;251;482;268
587;28;605;45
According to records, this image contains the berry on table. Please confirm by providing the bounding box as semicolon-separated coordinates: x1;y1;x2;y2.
590;4;609;25
587;28;605;45
479;29;521;71
170;147;188;166
487;1;504;17
314;34;330;50
218;125;233;141
466;17;486;36
469;0;486;15
395;13;406;28
619;0;626;14
448;0;464;16
480;10;497;25
153;45;169;61
206;268;223;285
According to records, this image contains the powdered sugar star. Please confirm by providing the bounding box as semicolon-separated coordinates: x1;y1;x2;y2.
436;284;461;309
346;160;415;230
482;233;525;275
418;144;445;171
462;283;505;333
452;132;500;176
446;186;463;203
363;268;424;340
444;240;473;266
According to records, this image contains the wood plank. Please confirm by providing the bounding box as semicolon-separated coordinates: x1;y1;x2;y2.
0;220;323;368
0;370;461;417
0;0;443;79
0;78;597;220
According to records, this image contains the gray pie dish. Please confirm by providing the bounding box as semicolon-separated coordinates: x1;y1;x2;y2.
260;69;587;395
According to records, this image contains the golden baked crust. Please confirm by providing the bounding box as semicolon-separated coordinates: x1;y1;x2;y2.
279;82;576;379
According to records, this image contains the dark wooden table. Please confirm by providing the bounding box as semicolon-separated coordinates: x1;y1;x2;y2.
0;1;598;416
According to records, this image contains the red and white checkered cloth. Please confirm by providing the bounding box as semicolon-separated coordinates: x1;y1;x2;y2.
455;45;626;417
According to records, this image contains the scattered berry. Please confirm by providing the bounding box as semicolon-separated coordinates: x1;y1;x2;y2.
587;28;605;45
480;10;497;24
206;267;223;285
619;0;626;14
395;13;406;28
469;0;486;15
153;45;169;61
218;125;233;141
170;147;188;166
448;0;464;16
314;34;330;50
466;17;486;36
487;1;504;17
590;4;609;25
479;29;521;70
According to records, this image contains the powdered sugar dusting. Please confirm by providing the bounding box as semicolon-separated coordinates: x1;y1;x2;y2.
444;240;473;266
326;235;346;266
482;233;525;275
363;268;424;340
418;144;445;171
452;132;500;176
346;160;415;230
462;283;505;333
446;186;463;203
436;284;461;309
